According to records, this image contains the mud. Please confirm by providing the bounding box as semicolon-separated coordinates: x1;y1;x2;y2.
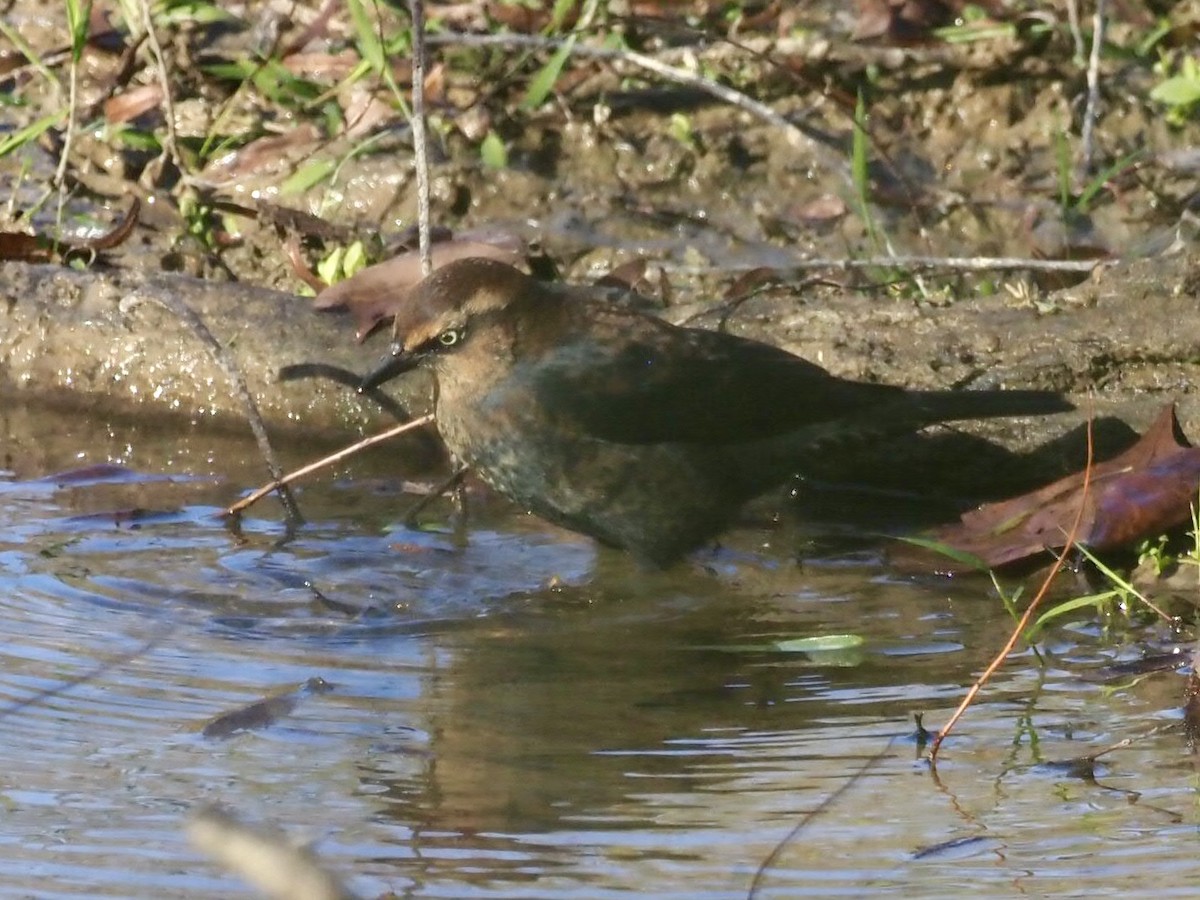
3;242;1199;454
2;2;1199;455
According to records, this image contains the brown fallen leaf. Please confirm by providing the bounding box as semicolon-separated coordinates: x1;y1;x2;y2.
0;232;51;263
201;124;322;185
314;232;528;340
593;258;648;292
914;404;1200;571
853;0;957;43
853;0;1004;44
103;83;163;124
0;200;139;263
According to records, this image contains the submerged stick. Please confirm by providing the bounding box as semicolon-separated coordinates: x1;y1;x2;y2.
225;414;435;517
146;293;302;523
928;404;1095;764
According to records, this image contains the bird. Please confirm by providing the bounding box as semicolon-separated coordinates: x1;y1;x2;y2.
361;257;1073;566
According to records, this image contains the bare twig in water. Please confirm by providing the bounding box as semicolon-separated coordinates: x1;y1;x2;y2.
747;736;899;900
225;414;435;517
402;464;468;527
277;362;420;422
188;806;358;900
0;625;173;722
928;402;1095;764
144;294;302;522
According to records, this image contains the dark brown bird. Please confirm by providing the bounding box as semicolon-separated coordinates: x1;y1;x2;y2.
364;258;1072;566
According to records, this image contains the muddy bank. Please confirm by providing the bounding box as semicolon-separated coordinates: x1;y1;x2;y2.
0;261;430;438
1;2;1197;464
2;243;1198;466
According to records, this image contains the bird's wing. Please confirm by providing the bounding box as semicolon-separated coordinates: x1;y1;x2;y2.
530;313;904;445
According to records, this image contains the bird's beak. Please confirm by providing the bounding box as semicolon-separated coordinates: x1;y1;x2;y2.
358;342;421;392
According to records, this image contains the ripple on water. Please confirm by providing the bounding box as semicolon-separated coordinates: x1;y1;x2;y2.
0;406;1198;898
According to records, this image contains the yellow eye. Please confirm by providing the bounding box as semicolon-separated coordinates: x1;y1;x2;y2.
438;328;464;347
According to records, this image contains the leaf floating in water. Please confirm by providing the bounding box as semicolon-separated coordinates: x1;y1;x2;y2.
773;634;865;653
692;634;865;665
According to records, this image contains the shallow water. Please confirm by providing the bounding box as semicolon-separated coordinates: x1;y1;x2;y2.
0;400;1197;899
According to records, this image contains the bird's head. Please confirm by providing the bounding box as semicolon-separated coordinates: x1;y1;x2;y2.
359;257;535;390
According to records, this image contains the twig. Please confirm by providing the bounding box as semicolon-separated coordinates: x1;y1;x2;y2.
424;32;835;165
408;0;433;277
225;414;435;517
145;293;302;522
139;0;182;179
277;361;421;422
747;735;899;899
670;255;1105;276
402;464;468;527
1065;0;1086;61
0;625;172;722
928;403;1096;764
1078;0;1106;178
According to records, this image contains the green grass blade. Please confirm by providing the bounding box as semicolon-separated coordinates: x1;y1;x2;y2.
522;35;576;110
0;110;67;158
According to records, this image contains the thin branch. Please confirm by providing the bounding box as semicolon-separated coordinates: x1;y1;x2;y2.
1065;0;1086;61
409;0;433;277
225;414;435;517
747;735;900;899
139;0;182;179
146;293;302;522
0;626;172;723
402;464;467;527
1078;0;1106;178
928;402;1096;764
424;32;838;170
672;255;1105;276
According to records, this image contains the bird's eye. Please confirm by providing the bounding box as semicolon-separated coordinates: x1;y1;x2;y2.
437;328;464;347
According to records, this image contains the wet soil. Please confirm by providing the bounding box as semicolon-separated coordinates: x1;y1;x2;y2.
2;4;1199;459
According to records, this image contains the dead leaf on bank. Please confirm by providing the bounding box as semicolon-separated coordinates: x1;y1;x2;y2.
0;199;139;263
853;0;1004;43
791;194;849;225
912;404;1200;572
593;259;649;292
854;0;954;42
0;232;51;263
314;231;529;340
103;83;163;124
486;1;579;32
281;50;360;81
201;124;322;185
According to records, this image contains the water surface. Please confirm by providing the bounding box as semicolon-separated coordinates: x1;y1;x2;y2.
0;401;1195;898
